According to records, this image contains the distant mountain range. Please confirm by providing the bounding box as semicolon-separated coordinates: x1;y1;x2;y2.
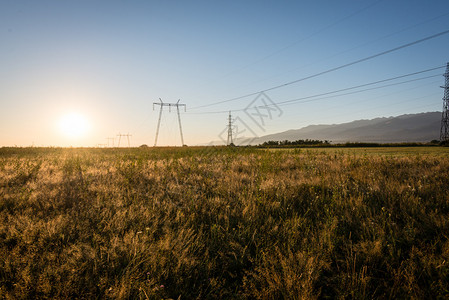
252;112;442;144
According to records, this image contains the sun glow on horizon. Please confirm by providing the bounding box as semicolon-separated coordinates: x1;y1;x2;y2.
58;112;90;139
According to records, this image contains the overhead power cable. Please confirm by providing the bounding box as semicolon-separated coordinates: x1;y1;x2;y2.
186;66;444;114
235;10;449;92
206;0;384;82
275;74;441;108
274;70;443;107
187;74;441;115
190;29;449;110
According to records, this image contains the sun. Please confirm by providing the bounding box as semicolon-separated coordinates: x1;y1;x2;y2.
58;112;90;138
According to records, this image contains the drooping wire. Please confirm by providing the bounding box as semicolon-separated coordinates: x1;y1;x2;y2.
186;66;444;114
274;75;442;107
231;10;449;93
200;0;384;86
190;29;449;110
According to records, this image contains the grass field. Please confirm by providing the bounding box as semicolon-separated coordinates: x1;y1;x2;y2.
1;146;448;299
266;146;449;156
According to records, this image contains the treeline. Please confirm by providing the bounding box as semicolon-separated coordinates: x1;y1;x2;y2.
339;141;441;147
256;140;444;148
258;139;330;147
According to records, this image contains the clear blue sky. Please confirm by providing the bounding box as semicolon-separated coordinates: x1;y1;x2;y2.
1;0;449;146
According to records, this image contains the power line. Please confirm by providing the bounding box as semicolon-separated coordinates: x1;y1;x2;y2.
274;75;442;108
199;0;384;86
186;66;444;114
283;79;442;119
190;29;449;110
189;74;441;114
231;10;449;93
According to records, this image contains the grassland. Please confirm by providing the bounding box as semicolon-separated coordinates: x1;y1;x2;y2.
1;146;448;299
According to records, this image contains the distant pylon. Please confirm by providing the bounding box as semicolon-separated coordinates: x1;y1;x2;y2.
440;62;449;142
227;111;234;146
125;133;132;147
153;98;186;146
117;133;132;147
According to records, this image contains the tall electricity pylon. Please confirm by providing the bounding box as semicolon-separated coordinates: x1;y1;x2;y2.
117;133;132;147
153;98;186;146
227;111;234;146
440;62;449;142
125;133;132;147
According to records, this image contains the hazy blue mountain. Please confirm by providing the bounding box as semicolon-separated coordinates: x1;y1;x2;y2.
253;112;442;144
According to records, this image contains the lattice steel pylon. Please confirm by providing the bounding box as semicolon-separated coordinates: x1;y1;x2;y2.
440;62;449;142
153;99;186;147
117;133;132;147
227;111;234;146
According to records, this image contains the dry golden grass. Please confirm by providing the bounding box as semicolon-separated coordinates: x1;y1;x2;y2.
0;146;448;299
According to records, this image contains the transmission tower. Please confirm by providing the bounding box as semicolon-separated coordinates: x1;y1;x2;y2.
153;98;186;146
440;62;449;142
117;133;132;147
227;111;234;146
